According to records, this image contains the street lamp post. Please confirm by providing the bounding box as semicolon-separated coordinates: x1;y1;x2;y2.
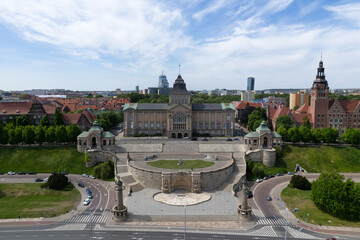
285;208;288;240
184;204;187;240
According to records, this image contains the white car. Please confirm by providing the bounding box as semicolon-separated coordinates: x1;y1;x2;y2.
82;173;89;178
256;179;263;183
89;175;95;179
7;171;16;175
83;198;91;206
44;178;49;182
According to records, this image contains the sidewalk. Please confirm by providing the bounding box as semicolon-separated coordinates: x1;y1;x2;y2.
270;182;360;237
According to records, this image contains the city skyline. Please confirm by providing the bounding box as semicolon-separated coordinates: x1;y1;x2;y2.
0;0;359;91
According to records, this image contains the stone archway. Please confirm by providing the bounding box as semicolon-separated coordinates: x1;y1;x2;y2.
184;133;188;138
263;137;268;148
92;137;97;149
171;133;176;138
177;133;182;138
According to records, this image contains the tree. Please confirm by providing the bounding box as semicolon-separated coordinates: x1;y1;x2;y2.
48;173;69;190
239;103;256;126
290;175;311;190
22;125;35;145
275;115;293;130
311;173;360;220
252;165;265;178
35;125;46;145
0;125;8;144
45;126;56;143
277;126;288;142
312;128;323;144
39;115;51;127
8;127;22;145
66;124;82;142
293;105;299;111
55;125;67;143
97;111;122;131
299;125;312;142
322;127;338;143
341;128;360;145
288;127;300;143
93;160;114;180
54;109;64;126
303;116;311;129
248;107;267;131
16;115;30;126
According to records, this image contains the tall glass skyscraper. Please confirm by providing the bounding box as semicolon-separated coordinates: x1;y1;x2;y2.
158;71;169;88
247;77;255;91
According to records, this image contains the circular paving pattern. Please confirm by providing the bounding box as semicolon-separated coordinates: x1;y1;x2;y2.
153;190;211;206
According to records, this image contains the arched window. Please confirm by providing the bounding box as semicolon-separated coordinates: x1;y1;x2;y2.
174;112;186;122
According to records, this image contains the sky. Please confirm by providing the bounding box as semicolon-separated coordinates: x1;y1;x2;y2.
0;0;359;91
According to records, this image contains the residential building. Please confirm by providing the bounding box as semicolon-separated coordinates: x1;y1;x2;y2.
289;91;309;110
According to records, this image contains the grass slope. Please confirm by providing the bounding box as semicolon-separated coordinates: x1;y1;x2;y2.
0;146;88;174
147;160;214;169
281;186;360;227
278;145;360;173
0;183;80;219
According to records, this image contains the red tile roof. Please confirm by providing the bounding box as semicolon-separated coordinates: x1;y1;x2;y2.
0;102;33;115
338;100;360;113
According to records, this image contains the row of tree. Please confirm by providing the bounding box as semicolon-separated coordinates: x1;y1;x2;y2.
96;111;123;131
311;172;360;221
0;123;82;145
275;115;360;145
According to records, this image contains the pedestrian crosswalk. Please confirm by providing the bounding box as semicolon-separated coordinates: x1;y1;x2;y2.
285;226;317;239
256;217;294;226
61;213;108;224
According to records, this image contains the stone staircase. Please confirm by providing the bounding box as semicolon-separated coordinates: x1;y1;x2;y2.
217;152;246;193
116;153;144;192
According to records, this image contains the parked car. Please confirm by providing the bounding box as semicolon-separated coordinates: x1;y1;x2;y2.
183;137;189;140
263;176;269;180
51;171;58;175
202;138;208;141
17;171;26;175
86;188;92;194
266;195;272;201
35;178;43;182
233;137;240;140
7;171;16;175
226;138;232;141
82;173;89;178
87;194;93;199
191;137;198;141
44;178;49;182
247;190;253;198
27;171;36;175
268;174;275;178
61;172;68;175
287;172;295;175
256;179;263;183
0;172;3;175
78;182;85;188
89;175;95;179
83;198;91;206
276;173;284;176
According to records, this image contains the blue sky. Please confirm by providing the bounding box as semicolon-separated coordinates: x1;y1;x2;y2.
0;0;359;91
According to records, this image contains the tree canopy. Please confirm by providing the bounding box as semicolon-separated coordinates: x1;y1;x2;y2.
275;115;293;130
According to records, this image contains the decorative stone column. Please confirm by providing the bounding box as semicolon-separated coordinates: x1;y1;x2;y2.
191;172;201;193
112;176;127;222
237;180;252;219
161;172;171;193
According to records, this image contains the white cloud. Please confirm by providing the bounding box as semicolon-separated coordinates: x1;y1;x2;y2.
0;0;191;68
325;2;360;26
192;0;232;21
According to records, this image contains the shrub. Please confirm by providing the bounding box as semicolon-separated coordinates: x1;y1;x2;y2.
290;175;311;190
48;174;69;190
252;165;265;178
93;160;114;180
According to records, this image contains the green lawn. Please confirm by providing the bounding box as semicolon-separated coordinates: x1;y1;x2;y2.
0;183;80;219
0;146;89;174
281;186;360;227
147;160;214;169
277;145;360;173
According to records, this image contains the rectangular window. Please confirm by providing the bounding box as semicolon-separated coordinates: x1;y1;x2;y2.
156;122;160;128
103;140;106;145
192;121;197;129
217;122;220;129
144;122;148;128
138;122;142;128
150;122;154;128
211;122;215;129
199;122;203;129
205;122;209;129
163;122;166;129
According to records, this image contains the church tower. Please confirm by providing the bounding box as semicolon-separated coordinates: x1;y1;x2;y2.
309;59;329;128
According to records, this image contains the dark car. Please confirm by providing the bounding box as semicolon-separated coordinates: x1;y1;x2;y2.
202;138;208;141
52;171;58;175
86;188;92;194
191;137;198;141
28;171;36;175
35;178;43;182
0;172;3;175
78;182;85;188
263;176;269;180
276;173;284;176
226;138;232;141
247;190;253;198
61;172;68;175
17;171;26;175
287;172;295;175
268;174;275;178
266;195;272;201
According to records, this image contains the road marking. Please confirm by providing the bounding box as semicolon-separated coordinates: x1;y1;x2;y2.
252;183;265;217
